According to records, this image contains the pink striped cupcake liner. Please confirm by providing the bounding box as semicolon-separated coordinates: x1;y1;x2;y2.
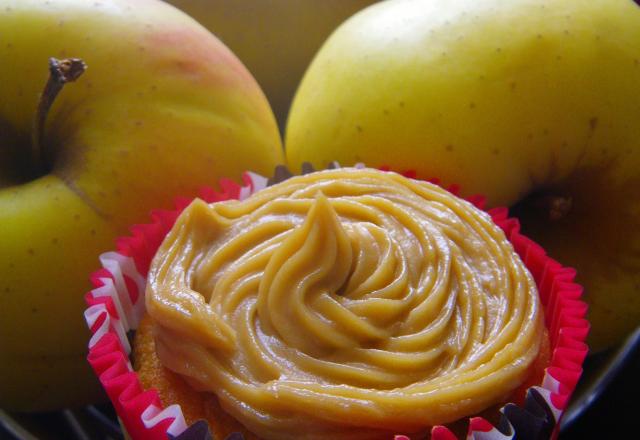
84;164;589;440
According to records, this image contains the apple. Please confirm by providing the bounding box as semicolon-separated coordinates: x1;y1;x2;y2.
164;0;378;128
286;0;640;351
0;0;283;411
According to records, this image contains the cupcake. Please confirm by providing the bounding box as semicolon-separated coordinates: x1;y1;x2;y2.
85;166;588;440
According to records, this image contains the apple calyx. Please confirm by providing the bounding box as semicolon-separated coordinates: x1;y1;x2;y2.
535;194;573;221
31;57;87;175
513;192;573;223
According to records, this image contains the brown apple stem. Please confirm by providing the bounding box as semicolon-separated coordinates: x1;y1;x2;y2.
31;57;87;174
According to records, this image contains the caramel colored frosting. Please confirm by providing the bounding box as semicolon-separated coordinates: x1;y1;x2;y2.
146;168;543;439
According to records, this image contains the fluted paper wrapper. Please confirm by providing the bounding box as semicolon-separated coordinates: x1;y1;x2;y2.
84;164;588;440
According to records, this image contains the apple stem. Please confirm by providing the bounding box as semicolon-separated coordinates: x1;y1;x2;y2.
31;57;87;174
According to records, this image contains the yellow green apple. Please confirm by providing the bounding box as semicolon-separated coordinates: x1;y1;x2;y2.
164;0;378;128
0;0;283;411
286;0;640;351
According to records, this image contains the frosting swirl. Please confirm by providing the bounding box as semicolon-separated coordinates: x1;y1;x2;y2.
146;168;543;439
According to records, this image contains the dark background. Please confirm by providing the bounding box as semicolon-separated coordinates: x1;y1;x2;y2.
561;348;639;439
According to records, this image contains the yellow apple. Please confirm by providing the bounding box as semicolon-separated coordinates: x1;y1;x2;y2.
0;0;283;411
164;0;378;128
286;0;640;351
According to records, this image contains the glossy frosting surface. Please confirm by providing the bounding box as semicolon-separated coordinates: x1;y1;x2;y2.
146;168;543;439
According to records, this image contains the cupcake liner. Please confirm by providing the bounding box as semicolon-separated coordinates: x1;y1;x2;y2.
84;164;589;440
